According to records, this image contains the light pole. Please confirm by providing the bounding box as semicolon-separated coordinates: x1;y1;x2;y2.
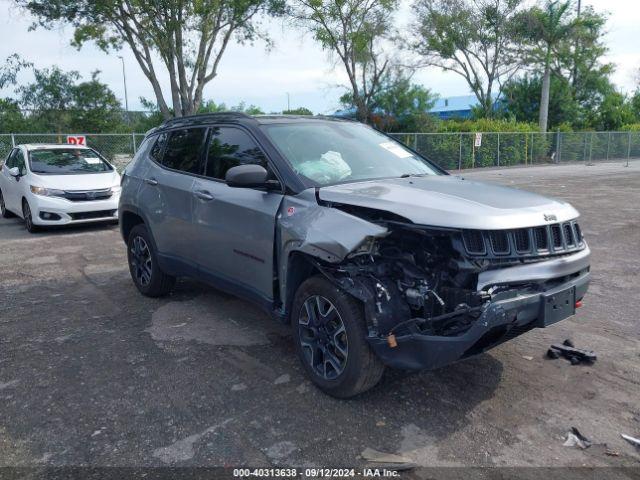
117;55;129;121
286;92;290;112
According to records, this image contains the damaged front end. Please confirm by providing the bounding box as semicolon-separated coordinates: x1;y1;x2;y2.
305;203;590;371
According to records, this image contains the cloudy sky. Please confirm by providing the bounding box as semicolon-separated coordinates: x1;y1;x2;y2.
1;0;638;114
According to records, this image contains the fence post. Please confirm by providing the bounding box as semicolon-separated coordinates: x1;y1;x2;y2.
627;131;632;168
497;132;500;167
458;133;462;171
606;131;611;161
556;130;561;163
414;134;418;151
11;134;15;147
131;133;137;154
589;132;593;163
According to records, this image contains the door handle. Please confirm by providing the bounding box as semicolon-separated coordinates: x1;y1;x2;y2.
194;190;214;201
144;178;158;186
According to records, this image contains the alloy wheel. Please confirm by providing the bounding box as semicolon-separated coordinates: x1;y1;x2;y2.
298;295;348;380
130;235;152;286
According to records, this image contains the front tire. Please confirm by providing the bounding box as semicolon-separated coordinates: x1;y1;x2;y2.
291;275;384;398
0;189;14;218
127;224;175;297
22;199;39;233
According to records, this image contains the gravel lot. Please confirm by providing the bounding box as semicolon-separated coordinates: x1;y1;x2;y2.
1;161;639;470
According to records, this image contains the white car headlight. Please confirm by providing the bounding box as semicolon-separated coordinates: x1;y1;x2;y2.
30;185;66;197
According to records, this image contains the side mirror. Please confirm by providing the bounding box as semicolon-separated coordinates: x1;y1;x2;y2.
226;164;269;188
8;167;20;177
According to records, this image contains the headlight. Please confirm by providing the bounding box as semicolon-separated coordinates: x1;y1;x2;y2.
30;185;66;197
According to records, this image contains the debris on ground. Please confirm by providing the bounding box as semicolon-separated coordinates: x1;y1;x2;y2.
621;434;640;448
522;355;534;361
604;448;620;457
563;427;592;449
547;339;597;365
361;448;416;470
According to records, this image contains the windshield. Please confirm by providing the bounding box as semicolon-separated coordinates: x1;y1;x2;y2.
29;148;112;175
262;121;440;186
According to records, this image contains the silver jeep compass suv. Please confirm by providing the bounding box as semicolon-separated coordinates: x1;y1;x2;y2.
119;113;590;398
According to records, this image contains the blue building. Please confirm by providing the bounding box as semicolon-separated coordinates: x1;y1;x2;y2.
429;95;478;120
332;94;480;120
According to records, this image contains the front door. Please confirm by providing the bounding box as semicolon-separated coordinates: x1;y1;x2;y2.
192;126;284;305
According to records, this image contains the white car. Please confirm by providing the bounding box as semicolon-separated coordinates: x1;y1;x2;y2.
0;144;121;232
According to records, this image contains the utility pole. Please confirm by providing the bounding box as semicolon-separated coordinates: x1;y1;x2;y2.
118;56;130;122
572;0;581;88
286;92;290;112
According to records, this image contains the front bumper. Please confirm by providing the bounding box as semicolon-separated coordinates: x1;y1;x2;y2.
29;192;120;226
367;257;590;371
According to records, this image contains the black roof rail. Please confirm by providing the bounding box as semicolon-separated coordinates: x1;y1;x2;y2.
158;111;253;129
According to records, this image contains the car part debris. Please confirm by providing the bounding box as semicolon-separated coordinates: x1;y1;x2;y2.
621;434;640;448
361;448;416;470
563;427;592;449
547;339;596;365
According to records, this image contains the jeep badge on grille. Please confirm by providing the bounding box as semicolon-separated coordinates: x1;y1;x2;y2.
544;213;557;222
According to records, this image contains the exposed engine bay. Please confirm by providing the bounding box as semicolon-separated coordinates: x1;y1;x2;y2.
310;203;587;342
311;205;496;339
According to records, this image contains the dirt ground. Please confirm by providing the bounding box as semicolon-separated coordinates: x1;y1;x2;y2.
0;160;639;471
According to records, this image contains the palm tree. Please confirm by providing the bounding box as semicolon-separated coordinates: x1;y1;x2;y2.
520;1;576;132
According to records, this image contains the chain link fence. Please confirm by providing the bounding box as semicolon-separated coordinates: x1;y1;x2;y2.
389;131;640;170
1;131;639;172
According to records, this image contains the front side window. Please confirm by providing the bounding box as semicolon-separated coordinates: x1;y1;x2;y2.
28;148;110;175
262;121;439;186
5;149;17;168
205;127;268;180
161;128;206;174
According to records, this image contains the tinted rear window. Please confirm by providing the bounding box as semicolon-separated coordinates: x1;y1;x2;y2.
161;128;207;174
29;149;112;174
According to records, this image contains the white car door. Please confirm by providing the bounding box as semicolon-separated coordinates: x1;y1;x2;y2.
1;149;22;214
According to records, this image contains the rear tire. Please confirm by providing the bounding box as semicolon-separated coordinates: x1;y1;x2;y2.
127;224;175;297
22;199;40;233
291;275;384;398
0;189;14;218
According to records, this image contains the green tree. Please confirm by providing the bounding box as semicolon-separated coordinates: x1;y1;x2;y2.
410;0;525;119
503;74;577;128
370;73;437;132
283;107;313;115
290;0;398;123
19;0;284;119
17;67;124;133
71;71;123;131
588;90;636;131
517;0;579;131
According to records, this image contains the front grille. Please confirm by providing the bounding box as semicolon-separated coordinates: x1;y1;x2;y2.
574;223;582;243
534;227;549;250
462;230;485;254
490;231;509;254
63;189;113;202
69;210;116;220
551;225;562;248
514;229;530;252
461;221;584;259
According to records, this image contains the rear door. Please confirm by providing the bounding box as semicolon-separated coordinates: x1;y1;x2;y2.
136;128;207;272
192;126;285;305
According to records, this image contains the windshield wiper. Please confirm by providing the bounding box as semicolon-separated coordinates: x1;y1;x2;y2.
399;173;429;178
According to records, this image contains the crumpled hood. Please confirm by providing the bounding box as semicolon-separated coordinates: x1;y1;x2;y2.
318;175;579;230
32;171;120;191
